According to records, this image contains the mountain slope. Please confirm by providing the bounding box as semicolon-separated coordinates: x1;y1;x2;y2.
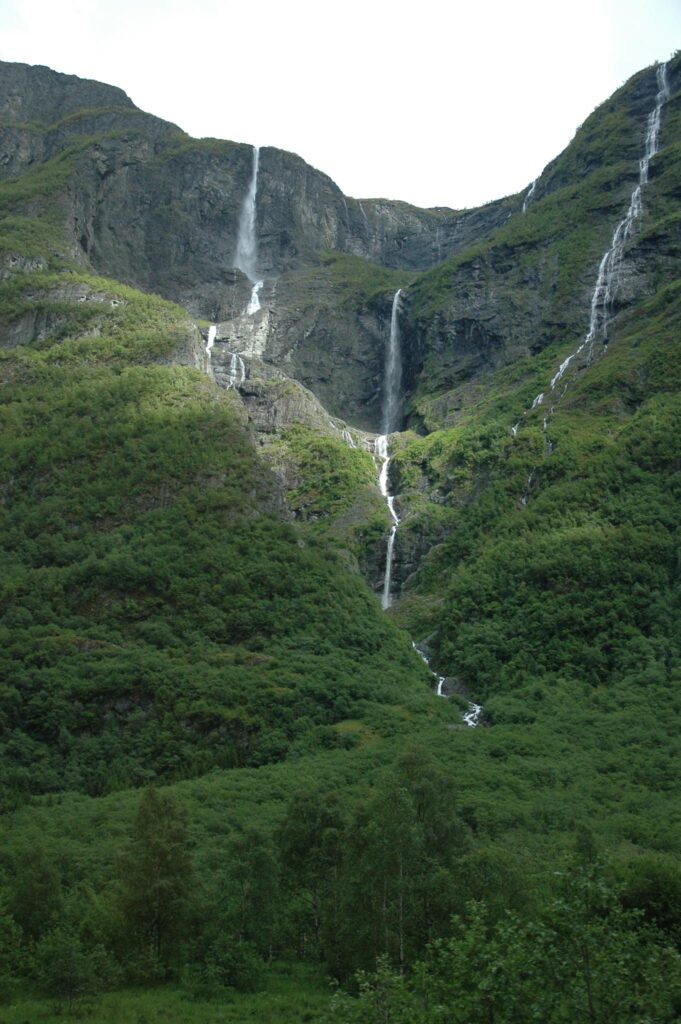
0;256;438;804
1;51;681;1019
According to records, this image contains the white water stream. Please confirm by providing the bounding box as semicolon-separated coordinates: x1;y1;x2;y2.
383;289;403;435
376;434;400;610
205;323;217;359
522;178;537;214
375;289;403;610
227;351;246;389
205;324;246;389
515;63;670;439
235;145;264;315
412;644;482;727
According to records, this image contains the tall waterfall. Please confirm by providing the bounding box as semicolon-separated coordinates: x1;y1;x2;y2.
235;145;264;315
376;289;403;610
382;289;403;435
521;62;670;422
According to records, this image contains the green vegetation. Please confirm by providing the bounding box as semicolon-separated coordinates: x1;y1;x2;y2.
0;962;332;1023
0;347;436;800
319;252;414;306
330;869;681;1023
1;51;681;1024
151;135;245;164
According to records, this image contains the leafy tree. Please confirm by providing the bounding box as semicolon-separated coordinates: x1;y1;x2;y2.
185;936;263;997
331;871;681;1024
33;926;113;1008
0;900;23;1001
540;868;681;1024
278;788;348;966
619;853;681;950
338;751;469;978
8;833;63;943
119;787;192;978
330;956;423;1024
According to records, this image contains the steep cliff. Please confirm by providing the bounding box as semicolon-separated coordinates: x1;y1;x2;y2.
0;60;519;429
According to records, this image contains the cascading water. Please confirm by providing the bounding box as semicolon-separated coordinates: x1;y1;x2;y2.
226;352;246;390
342;429;357;449
372;294;481;723
205;324;217;359
412;643;482;727
376;435;400;610
463;703;483;727
516;62;670;435
522;178;537;214
413;643;446;696
375;289;403;610
235;145;264;315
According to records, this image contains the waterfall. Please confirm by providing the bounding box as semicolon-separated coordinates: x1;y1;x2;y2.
205;324;217;359
412;644;482;727
358;201;370;235
522;178;537;214
376;435;400;610
375;289;404;610
246;281;263;315
463;703;483;727
226;351;246;390
342;429;357;449
520;471;534;507
235;145;264;315
341;196;351;236
412;643;446;698
382;289;403;435
568;62;669;362
519;62;670;425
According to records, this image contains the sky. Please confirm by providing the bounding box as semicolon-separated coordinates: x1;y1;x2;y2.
0;0;678;209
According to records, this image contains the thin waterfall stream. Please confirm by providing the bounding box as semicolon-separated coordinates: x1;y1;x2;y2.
522;178;537;214
204;324;246;389
376;435;400;610
412;643;482;727
513;62;670;446
373;290;481;724
204;144;263;385
235;145;264;315
374;289;403;610
205;324;216;361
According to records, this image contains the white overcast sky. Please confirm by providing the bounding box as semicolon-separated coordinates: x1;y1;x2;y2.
0;0;678;209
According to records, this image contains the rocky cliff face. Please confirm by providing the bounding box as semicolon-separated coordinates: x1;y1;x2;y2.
0;63;516;291
0;61;135;126
0;61;530;431
0;62;179;183
394;57;681;432
0;61;514;269
2;53;680;615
